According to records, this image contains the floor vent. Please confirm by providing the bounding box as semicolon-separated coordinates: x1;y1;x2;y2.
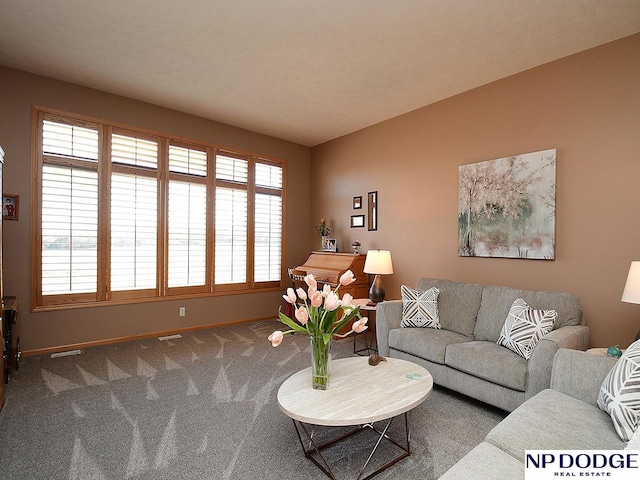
158;334;182;341
51;349;82;358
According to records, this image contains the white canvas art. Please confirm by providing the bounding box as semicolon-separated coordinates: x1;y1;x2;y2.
458;149;556;260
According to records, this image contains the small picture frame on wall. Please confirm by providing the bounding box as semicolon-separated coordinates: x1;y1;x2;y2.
353;196;362;209
3;194;18;221
368;191;378;231
350;214;365;228
322;237;338;252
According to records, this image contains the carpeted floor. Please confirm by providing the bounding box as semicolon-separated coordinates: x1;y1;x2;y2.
0;320;506;479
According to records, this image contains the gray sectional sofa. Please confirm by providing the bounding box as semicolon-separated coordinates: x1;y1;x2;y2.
376;278;590;412
440;349;622;479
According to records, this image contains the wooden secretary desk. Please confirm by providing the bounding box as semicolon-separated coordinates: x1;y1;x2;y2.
290;252;369;299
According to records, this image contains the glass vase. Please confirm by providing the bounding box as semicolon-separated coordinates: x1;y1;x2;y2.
310;335;331;390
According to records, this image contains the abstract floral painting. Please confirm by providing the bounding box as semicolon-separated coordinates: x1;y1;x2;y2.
458;149;556;260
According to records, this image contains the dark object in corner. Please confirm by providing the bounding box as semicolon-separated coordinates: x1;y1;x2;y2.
368;353;387;366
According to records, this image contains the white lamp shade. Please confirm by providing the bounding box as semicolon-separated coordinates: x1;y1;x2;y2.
622;261;640;304
363;250;393;275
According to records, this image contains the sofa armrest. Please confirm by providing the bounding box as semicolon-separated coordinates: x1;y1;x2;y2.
550;348;617;406
375;300;403;357
525;325;590;400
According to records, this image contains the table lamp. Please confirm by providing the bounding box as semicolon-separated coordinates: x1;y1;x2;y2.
363;249;393;303
621;261;640;341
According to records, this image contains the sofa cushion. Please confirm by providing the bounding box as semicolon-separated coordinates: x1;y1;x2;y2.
415;278;483;338
445;341;528;391
598;338;640;441
400;285;440;328
474;285;582;342
439;442;524;480
497;298;557;360
486;389;626;463
389;328;469;365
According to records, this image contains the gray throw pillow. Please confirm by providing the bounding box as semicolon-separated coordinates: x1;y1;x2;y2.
497;298;557;360
401;285;440;329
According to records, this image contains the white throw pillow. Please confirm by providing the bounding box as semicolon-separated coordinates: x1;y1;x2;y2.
625;424;640;450
400;285;440;329
599;338;640;442
497;298;557;360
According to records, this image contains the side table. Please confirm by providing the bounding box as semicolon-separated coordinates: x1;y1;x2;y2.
586;347;625;357
352;299;378;356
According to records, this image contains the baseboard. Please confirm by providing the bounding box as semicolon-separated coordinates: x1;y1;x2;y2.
22;316;276;357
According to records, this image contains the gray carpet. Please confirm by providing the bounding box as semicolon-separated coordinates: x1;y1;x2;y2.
0;320;506;479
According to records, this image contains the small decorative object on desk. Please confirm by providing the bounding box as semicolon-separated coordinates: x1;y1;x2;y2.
607;345;623;358
352;240;361;254
315;218;332;250
269;270;365;390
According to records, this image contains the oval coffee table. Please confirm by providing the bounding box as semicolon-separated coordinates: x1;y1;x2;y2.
278;356;433;479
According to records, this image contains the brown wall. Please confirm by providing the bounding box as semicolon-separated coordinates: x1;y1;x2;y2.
311;34;640;348
0;66;312;351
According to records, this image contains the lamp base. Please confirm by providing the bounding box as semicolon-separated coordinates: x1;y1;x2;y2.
369;274;385;303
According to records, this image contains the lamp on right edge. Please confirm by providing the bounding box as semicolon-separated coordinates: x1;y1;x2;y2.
621;261;640;341
363;249;393;304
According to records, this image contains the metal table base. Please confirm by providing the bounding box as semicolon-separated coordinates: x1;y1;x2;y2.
292;412;411;480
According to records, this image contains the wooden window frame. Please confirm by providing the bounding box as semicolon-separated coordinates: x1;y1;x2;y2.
31;106;286;311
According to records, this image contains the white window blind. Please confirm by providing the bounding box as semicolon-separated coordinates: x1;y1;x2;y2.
168;181;207;287
112;134;157;169
41;164;99;295
111;173;158;291
255;163;283;189
216;154;248;182
254;193;282;282
43;120;99;160
169;145;207;176
215;187;247;284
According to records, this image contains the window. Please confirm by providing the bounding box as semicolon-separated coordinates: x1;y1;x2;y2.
167;145;207;289
254;162;283;283
111;132;159;295
33;108;285;308
215;153;248;285
41;164;99;295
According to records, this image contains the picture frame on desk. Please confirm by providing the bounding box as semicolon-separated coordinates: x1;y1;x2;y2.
2;194;18;221
322;237;338;252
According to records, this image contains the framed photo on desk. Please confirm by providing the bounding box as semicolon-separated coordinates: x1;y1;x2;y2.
322;237;338;252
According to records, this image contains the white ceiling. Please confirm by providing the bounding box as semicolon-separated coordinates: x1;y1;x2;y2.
1;1;639;147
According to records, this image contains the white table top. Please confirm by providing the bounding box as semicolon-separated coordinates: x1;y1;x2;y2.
352;298;377;311
277;357;433;426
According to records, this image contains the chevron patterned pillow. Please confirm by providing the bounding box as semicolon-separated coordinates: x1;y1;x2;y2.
598;339;640;442
497;298;557;360
400;285;441;329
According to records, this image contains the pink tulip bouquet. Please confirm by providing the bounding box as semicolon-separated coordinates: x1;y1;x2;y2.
269;270;366;345
268;270;366;389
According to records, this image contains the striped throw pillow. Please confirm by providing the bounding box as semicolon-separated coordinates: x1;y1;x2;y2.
400;285;440;329
599;339;640;442
497;298;557;360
